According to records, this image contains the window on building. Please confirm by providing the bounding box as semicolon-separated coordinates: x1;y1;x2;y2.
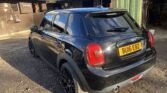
32;3;47;13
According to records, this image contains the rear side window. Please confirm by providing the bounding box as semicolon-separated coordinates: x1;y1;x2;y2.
86;12;141;36
66;14;86;36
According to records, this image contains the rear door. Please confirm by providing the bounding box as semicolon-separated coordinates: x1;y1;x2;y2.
40;13;69;65
36;14;55;62
31;14;54;58
86;11;146;70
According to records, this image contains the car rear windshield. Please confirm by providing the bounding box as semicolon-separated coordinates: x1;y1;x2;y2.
85;12;141;36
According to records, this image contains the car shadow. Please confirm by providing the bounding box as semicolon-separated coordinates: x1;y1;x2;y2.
0;38;64;93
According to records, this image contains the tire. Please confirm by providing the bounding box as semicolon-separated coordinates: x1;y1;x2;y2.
60;63;87;93
28;40;39;58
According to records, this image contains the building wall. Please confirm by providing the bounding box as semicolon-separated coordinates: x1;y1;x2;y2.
0;13;34;35
0;2;44;35
0;0;112;35
33;12;44;26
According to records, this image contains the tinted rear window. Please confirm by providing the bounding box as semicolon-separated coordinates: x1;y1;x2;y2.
85;12;141;36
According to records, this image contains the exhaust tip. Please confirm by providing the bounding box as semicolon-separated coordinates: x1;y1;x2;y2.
113;86;120;93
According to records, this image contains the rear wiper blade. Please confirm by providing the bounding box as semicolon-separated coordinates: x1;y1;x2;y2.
107;27;129;32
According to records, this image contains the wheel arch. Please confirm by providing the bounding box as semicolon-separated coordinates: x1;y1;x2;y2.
57;53;90;92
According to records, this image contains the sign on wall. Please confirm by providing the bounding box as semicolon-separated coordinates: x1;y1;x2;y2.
19;2;33;14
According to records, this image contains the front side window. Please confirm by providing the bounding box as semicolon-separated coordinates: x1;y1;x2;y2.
40;14;54;30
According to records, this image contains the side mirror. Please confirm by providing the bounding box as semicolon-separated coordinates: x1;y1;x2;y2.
31;26;38;32
38;26;44;31
31;26;43;33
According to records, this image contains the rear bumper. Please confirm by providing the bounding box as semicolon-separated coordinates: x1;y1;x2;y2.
89;67;153;93
81;50;156;93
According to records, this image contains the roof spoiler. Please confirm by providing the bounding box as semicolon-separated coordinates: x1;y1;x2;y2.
91;9;127;14
86;9;127;18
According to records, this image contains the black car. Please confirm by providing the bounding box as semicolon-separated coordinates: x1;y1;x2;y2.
28;8;156;93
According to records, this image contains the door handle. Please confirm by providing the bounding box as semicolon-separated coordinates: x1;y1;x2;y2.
55;40;62;45
40;35;44;39
55;39;64;49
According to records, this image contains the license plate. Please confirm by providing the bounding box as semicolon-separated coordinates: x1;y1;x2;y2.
118;42;142;56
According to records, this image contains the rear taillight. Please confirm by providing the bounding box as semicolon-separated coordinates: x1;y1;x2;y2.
148;31;154;48
86;43;104;67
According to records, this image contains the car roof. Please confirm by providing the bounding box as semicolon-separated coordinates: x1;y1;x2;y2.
47;7;127;15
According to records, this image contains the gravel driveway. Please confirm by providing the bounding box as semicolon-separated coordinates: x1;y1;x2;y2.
0;29;167;93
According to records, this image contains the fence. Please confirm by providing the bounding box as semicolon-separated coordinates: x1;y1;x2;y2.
112;0;143;26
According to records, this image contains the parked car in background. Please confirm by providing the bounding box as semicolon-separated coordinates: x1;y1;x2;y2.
28;8;156;93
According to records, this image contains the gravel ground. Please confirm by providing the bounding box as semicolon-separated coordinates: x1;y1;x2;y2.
0;29;167;93
0;35;64;93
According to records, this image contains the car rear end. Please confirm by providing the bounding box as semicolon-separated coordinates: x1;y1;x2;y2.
81;10;156;93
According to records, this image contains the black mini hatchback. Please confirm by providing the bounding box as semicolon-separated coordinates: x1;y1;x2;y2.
29;8;156;93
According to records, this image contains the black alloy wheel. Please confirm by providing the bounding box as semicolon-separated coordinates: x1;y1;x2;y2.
60;64;76;93
28;40;38;58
